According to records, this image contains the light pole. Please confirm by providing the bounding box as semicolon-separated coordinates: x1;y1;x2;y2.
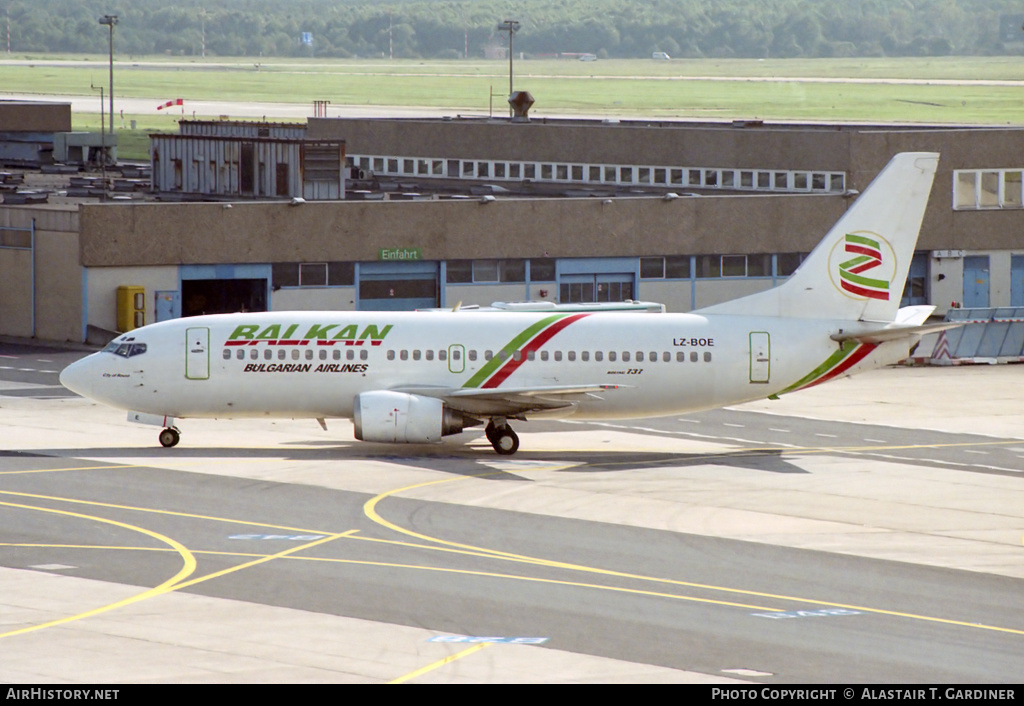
497;20;519;116
98;15;117;135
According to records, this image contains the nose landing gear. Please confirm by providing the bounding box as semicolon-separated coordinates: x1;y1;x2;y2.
158;427;181;448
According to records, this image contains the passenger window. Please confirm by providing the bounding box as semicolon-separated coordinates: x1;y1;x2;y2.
636;351;644;362
690;351;698;362
347;349;355;360
222;349;231;360
333;350;340;360
387;350;395;360
622;352;630;362
595;351;603;362
512;350;521;362
360;350;368;360
426;350;434;361
468;350;477;361
581;351;589;362
236;350;244;360
292;349;300;360
413;350;421;361
305;349;313;360
677;352;685;362
663;352;671;362
483;350;491;361
704;352;712;362
554;351;562;361
540;351;549;361
278;350;286;360
319;350;327;360
609;351;617;362
649;351;657;362
527;351;535;361
568;351;576;361
265;349;272;360
251;349;258;360
439;350;447;361
452;349;461;360
400;350;408;361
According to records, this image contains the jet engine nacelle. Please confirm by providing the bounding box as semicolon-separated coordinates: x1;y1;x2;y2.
352;390;475;443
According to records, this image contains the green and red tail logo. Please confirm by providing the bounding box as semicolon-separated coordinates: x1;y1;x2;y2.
830;232;894;301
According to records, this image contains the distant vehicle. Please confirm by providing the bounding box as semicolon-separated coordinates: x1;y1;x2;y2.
61;154;954;456
651;51;671;60
579;53;597;61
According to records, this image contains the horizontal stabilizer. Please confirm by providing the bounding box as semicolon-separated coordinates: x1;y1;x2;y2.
829;304;962;343
830;321;963;345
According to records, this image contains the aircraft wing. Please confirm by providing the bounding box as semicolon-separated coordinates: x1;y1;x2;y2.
391;383;629;417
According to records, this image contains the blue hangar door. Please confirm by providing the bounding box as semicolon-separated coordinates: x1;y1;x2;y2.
358;261;439;311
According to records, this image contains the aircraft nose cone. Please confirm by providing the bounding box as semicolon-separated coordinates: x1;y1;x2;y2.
59;356;96;397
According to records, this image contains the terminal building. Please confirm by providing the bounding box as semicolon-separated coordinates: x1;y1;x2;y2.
1;102;1023;345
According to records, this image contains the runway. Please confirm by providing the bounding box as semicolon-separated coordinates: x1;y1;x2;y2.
0;344;1022;683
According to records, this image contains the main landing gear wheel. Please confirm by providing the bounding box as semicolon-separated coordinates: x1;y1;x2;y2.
491;426;519;456
158;427;180;448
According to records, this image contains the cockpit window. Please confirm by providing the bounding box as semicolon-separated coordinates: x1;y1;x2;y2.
102;339;148;358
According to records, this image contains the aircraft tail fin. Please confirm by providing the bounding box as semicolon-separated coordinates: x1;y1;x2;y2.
694;152;939;322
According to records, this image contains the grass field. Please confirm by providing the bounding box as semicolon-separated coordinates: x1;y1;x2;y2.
4;54;1023;159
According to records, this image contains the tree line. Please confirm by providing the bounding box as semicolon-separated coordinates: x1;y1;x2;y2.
4;0;1023;59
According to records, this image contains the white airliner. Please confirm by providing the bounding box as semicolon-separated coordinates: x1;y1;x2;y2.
61;152;951;455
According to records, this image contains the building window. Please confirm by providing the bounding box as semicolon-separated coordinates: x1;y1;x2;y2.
447;260;472;283
530;258;556;281
328;262;354;286
473;260;499;282
447;259;529;284
500;259;526;282
300;263;327;287
272;262;353;288
777;252;805;276
665;256;691;279
640;257;665;279
721;255;746;277
747;254;772;278
954;169;1024;210
349;153;846;196
696;255;722;278
272;263;299;288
